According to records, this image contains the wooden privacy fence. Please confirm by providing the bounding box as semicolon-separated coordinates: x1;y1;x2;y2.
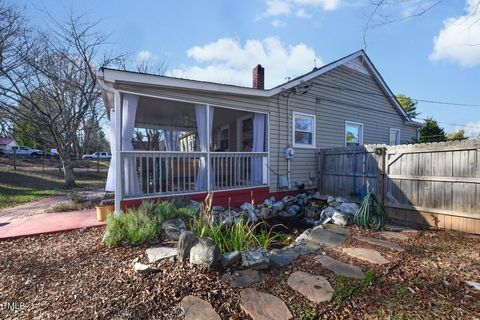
318;140;480;234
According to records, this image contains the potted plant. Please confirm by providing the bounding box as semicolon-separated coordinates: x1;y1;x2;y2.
96;200;114;222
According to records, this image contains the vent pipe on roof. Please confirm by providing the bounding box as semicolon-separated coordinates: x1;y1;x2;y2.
252;64;264;90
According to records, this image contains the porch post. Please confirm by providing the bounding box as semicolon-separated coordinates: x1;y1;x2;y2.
114;91;123;215
206;104;211;192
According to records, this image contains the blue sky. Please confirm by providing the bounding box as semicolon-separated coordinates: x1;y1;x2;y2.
18;0;480;136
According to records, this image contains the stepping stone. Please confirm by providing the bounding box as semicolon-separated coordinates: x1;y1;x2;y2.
241;288;293;320
353;236;405;252
323;224;350;235
385;224;418;233
316;255;365;279
222;268;265;288
342;248;389;265
379;231;409;241
287;271;334;303
270;249;301;267
145;247;177;263
180;295;220;320
307;228;346;247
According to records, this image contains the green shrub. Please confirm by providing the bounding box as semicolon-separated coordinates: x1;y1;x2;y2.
103;209;158;246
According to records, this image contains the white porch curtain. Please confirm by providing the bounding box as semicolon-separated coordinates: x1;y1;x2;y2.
195;104;214;191
105;94;141;196
251;113;266;185
164;130;180;151
105;108;116;192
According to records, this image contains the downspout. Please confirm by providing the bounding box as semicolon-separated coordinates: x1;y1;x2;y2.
97;74;122;215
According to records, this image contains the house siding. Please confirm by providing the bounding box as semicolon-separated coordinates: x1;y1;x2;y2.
116;63;419;193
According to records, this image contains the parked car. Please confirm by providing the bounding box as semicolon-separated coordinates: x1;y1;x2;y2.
82;151;111;160
6;146;43;157
50;148;60;157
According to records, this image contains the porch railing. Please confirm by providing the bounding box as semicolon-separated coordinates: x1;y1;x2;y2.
120;151;268;199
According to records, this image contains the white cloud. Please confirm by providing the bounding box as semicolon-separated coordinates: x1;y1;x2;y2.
260;0;341;19
296;8;313;18
463;121;480;138
271;19;286;27
264;0;291;17
168;37;323;89
293;0;341;11
430;0;480;67
136;50;153;63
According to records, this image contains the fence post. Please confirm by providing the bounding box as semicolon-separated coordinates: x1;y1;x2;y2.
13;148;17;171
318;149;326;192
379;147;387;206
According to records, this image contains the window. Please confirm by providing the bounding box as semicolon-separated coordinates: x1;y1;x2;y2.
218;125;229;151
390;128;401;145
239;116;253;151
293;112;316;148
345;121;363;146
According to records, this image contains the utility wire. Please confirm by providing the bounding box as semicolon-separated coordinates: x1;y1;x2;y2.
308;82;480;108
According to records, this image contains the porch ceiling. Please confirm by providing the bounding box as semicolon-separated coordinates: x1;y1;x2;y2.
135;96;253;131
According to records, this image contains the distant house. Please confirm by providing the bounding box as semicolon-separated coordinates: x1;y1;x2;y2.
97;50;422;212
0;138;18;154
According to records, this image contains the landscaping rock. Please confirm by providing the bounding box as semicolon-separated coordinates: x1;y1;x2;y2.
353;236;405;252
241;248;270;269
287;271;334;303
145;247;177;263
335;197;349;204
241;288;293;320
332;211;349;226
188;200;201;209
189;238;221;269
342;247;390;265
307;228;346;247
212;205;224;212
180;295;220;320
338;202;358;215
263;197;275;207
272;201;285;211
312;192;328;201
305;206;322;220
223;268;266;288
240;202;255;212
316;255;365;279
269;248;301;267
221;251;241;268
134;262;159;274
163;218;187;240
323;224;349;235
379;231;409;241
177;231;198;262
282;195;296;205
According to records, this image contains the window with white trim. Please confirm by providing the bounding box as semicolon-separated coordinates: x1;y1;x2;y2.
345;121;363;146
218;125;229;151
390;128;400;145
293;112;316;148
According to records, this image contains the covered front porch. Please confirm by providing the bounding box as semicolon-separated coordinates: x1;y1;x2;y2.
106;93;269;211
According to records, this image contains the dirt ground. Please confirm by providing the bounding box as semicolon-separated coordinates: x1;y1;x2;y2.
0;226;479;319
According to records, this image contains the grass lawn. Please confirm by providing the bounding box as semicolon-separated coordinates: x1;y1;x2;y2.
0;159;107;209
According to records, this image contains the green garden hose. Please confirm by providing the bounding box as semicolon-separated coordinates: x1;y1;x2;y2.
354;193;387;231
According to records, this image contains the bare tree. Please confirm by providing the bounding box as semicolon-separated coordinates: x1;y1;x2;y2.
363;0;444;48
0;1;120;187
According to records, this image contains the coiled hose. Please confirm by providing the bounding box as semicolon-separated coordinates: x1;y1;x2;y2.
354;193;386;231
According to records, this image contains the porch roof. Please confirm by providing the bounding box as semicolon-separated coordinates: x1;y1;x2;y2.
97;50;421;127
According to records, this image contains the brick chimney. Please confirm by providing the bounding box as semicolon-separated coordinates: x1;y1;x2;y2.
252;64;264;90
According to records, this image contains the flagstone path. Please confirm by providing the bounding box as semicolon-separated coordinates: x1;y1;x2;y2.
186;226;409;319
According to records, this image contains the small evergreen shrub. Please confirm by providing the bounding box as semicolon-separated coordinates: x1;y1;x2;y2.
104;209;158;246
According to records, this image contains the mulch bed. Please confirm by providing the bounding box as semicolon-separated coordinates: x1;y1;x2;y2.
1;226;479;319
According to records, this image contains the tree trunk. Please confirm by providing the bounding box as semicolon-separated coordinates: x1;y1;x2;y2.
58;148;76;188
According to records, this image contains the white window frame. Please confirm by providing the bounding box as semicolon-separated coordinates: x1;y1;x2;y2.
217;124;230;151
292;111;316;149
345;121;364;146
389;128;401;145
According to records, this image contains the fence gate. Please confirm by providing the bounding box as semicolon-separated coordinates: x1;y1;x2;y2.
318;140;480;234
